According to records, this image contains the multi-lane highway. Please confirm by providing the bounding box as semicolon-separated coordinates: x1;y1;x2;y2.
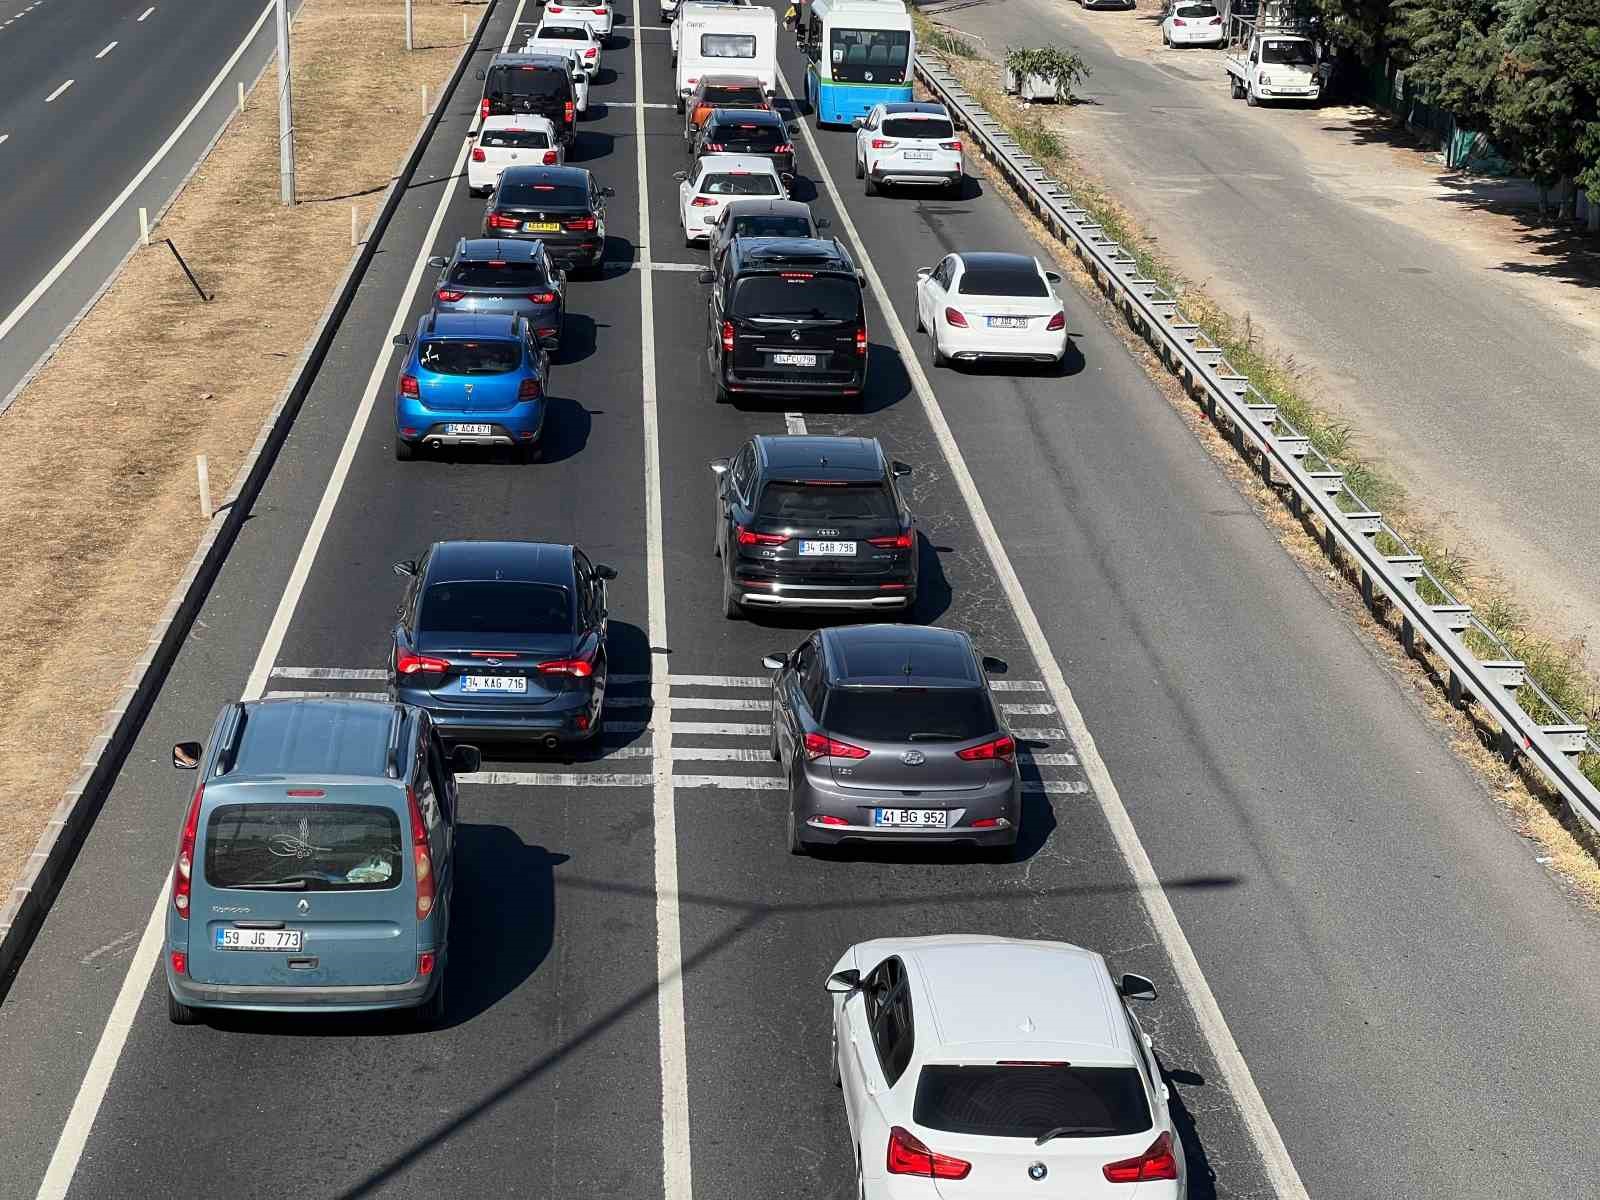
4;1;1600;1197
0;0;290;405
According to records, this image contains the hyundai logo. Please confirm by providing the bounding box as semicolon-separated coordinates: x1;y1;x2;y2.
296;898;311;915
1028;1163;1048;1182
901;750;925;766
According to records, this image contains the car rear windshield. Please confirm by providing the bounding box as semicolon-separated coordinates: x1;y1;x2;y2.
913;1065;1153;1138
489;66;569;99
204;803;403;892
732;215;812;239
707;84;766;105
449;261;551;288
536;23;592;38
824;687;995;742
418;339;521;375
882;117;954;140
481;127;553;148
756;480;894;520
419;580;573;635
497;180;589;207
731;274;859;319
708;120;785;147
701;173;781;196
1175;3;1218;14
702;32;757;57
958;264;1047;297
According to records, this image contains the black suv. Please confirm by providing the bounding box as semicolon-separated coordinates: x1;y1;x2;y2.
688;109;795;180
700;238;867;404
710;434;916;618
477;54;578;146
482;164;614;275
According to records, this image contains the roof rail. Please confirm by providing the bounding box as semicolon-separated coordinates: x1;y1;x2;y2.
216;702;248;776
385;706;406;780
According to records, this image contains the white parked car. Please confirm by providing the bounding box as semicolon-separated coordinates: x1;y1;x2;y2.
524;16;603;75
852;100;963;196
543;0;613;39
915;251;1068;367
827;935;1186;1199
468;116;564;196
1161;0;1225;46
674;153;785;245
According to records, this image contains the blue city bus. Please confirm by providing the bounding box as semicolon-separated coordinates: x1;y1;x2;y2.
800;0;915;127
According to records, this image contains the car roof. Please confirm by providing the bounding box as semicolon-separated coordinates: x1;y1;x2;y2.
733;237;850;269
719;198;812;219
956;251;1040;274
489;51;571;67
421;311;523;339
695;153;781;175
821;624;981;688
455;237;548;263
225;699;406;783
480;114;557;129
707;107;783;123
425;539;576;585
756;434;882;477
499;163;591;185
879;102;946;116
537;11;599;24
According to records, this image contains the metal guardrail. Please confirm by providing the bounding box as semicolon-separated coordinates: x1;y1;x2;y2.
913;51;1600;838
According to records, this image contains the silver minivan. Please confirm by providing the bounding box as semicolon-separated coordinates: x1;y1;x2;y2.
164;698;479;1026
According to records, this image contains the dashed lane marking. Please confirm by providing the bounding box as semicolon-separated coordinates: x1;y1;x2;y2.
44;79;73;102
95;41;116;58
136;5;154;19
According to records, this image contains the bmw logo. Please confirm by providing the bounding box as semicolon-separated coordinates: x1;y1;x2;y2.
1027;1162;1048;1182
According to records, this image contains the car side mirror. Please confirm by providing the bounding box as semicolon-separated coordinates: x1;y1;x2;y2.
891;460;912;477
981;655;1009;675
916;266;932;278
392;333;412;348
815;217;831;229
427;256;448;269
673;170;688;182
857;271;867;286
698;269;715;284
709;458;730;476
450;744;483;775
540;335;560;350
826;969;862;994
476;68;486;79
393;559;418;577
1045;270;1063;283
1119;973;1158;1002
851;117;866;129
762;654;786;670
601;186;616;197
172;741;203;770
594;563;619;581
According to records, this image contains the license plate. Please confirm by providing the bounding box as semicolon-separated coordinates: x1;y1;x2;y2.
216;927;303;951
464;675;527;692
771;352;818;367
904;150;933;160
446;423;492;435
987;316;1029;328
524;221;560;232
873;808;948;828
799;540;856;556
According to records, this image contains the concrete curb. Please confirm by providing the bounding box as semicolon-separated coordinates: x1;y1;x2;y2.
0;0;499;995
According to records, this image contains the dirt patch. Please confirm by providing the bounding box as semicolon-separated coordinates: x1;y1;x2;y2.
0;0;473;893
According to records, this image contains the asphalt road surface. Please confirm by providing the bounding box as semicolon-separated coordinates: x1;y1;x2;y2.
3;1;1600;1198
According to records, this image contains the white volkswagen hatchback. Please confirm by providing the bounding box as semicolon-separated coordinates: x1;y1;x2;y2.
827;935;1186;1199
915;251;1068;367
674;153;786;245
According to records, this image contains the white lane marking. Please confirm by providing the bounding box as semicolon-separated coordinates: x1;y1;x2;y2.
44;79;73;102
269;666;385;679
0;0;275;348
671;720;766;737
1010;725;1068;740
675;774;784;790
784;411;807;435
671;673;769;688
1000;702;1055;715
264;689;386;701
1024;780;1090;795
79;929;140;966
989;679;1046;691
605;100;676;108
672;746;772;762
1021;751;1080;767
462;771;653;787
0;135;9;146
638;7;694;1196
664;696;766;712
95;40;117;58
776;61;1309;1199
137;5;154;19
32;2;513;1187
623;261;703;272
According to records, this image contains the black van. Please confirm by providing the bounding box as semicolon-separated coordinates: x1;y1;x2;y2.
701;238;867;405
477;53;578;146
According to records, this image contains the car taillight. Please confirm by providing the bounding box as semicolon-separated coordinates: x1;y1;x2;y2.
529;291;557;303
480;98;490;119
940;139;963;151
538;650;595;677
487;212;520;230
170;950;188;976
774;143;793;153
564;100;575;123
803;733;868;760
1172;16;1187;23
886;1127;970;1180
396;649;449;675
584;47;597;57
1103;1132;1179;1183
855;325;867;356
408;786;435;922
736;524;789;546
471;147;487;162
418;951;436;976
436;288;465;302
692;196;718;207
542;150;559;164
518;377;543;401
957;735;1016;762
704;142;725;152
1046;310;1065;331
721;320;735;352
172;783;202;918
564;215;597;231
944;307;969;328
1210;14;1222;22
870;138;895;149
399;374;420;398
867;532;912;549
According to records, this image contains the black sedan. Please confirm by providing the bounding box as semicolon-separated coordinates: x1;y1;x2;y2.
689;108;795;182
388;540;617;749
482;164;615;276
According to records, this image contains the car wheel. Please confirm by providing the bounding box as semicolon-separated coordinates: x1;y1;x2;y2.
854;151;863;179
414;964;447;1028
914;305;924;333
675;92;684;111
863;171;877;197
830;1020;842;1086
519;440;542;464
787;801;810;856
167;988;199;1026
769;719;781;761
394;437;415;461
714;378;731;404
931;327;949;368
1246;83;1258;106
721;567;742;620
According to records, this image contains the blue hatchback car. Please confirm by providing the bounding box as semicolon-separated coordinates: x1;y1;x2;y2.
392;310;554;462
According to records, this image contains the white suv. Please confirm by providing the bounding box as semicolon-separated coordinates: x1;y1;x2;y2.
827;935;1187;1198
852;102;964;197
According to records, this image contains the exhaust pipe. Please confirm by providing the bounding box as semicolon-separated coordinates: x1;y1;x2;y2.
543;734;561;751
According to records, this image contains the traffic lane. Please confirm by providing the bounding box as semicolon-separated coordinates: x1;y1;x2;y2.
813;47;1600;1200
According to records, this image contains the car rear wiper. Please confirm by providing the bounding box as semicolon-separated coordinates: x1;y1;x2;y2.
1035;1126;1116;1145
230;877;312;890
908;731;963;741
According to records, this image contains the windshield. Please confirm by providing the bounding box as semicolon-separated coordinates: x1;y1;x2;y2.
914;1065;1153;1138
824;687;995;742
958;264;1047;297
497;180;589;207
480;127;553;148
489;65;568;100
1175;3;1217;14
1260;38;1315;65
829;27;909;83
707;119;785;147
705;84;766;106
700;172;780;196
731;215;812;239
449;261;551;288
420;580;573;635
756;480;895;521
701;32;756;57
882;117;953;140
204;803;402;892
417;339;521;375
731;274;859;319
536;23;593;39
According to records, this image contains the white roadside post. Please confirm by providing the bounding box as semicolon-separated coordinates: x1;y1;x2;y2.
275;0;295;205
351;204;359;247
405;0;414;50
137;207;150;246
196;454;213;520
237;80;245;114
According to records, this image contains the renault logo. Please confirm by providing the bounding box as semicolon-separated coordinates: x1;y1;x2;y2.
296;898;311;915
1028;1163;1048;1182
902;750;925;766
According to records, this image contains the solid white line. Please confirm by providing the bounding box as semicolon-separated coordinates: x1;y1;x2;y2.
605;100;676;108
137;5;154;19
0;0;275;347
264;689;386;701
269;666;386;679
639;13;693;1199
44;79;72;102
674;774;785;790
462;771;652;787
784;411;807;435
671;720;766;736
670;673;769;688
32;4;508;1188
95;40;116;58
776;60;1309;1199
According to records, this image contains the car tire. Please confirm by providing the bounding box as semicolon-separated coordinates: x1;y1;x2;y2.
863;171;877;197
675;91;684;111
830;1021;842;1086
931;328;949;368
167;988;200;1026
1246;83;1258;106
721;568;742;620
854;152;863;179
787;802;810;856
914;305;924;332
415;965;447;1028
395;438;415;461
769;720;781;761
519;440;543;464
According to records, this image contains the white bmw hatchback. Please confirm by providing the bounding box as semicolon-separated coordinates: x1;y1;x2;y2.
543;0;613;38
915;251;1068;367
827;935;1186;1199
674;153;786;245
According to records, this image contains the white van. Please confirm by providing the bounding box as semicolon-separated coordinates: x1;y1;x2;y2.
674;4;776;109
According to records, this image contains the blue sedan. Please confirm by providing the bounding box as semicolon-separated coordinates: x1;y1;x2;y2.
392;311;555;462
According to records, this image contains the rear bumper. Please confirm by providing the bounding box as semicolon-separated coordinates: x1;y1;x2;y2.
482;229;603;269
720;361;866;399
731;577;914;611
398;685;599;743
794;773;1020;846
394;410;546;450
941;324;1066;363
1257;84;1320;100
168;967;438;1014
868;161;962;187
1168;28;1224;43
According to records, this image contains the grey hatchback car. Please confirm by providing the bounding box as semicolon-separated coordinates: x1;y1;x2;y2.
764;624;1019;854
165;698;479;1026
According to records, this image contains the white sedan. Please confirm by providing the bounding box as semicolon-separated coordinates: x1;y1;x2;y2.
524;16;603;75
543;0;613;39
675;153;785;245
1161;0;1225;46
468;116;563;196
828;935;1187;1199
914;251;1068;367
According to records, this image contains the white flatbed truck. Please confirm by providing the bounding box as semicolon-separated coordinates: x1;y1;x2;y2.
1223;8;1323;106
